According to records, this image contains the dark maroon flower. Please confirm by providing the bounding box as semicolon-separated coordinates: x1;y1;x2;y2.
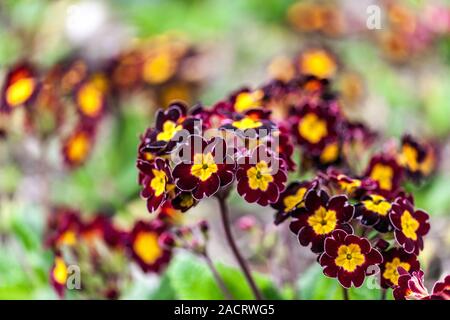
397;134;437;182
50;254;68;298
140;102;197;155
62;122;97;168
393;269;430;300
46;208;82;250
126;220;172;273
379;247;420;288
356;194;393;233
390;196;430;254
236;145;287;206
364;154;403;197
319;230;383;288
81;215;124;248
289;189;354;253
323;168;377;199
220;109;276;139
172;135;236;200
271;180;317;225
1;62;39;112
431;275;450;300
137;158;173;212
73;73;108;120
290;103;341;155
171;191;198;212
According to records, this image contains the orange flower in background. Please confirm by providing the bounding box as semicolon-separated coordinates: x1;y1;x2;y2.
75;73;109;119
62;124;96;168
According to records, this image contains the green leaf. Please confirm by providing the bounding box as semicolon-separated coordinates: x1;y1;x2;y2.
167;253;283;300
298;264;391;300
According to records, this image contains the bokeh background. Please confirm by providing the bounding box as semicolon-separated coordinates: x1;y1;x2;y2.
0;0;449;299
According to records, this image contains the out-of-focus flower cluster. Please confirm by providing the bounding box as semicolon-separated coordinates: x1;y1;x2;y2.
45;203;188;298
0;36;206;169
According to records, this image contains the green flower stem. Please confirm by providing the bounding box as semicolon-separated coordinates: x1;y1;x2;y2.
342;287;350;300
202;252;234;300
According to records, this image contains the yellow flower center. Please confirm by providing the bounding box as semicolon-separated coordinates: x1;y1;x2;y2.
247;161;274;191
66;132;90;163
307;206;337;235
234;90;264;112
335;244;366;272
383;257;410;286
190;152;218;181
156;120;183;142
133;231;163;264
300;49;337;79
180;194;194;208
283;187;307;212
77;83;103;117
232;117;263;130
362;195;391;216
370;164;393;191
320;142;339;163
143;51;176;84
150;169;167;197
400;210;419;240
399;144;419;172
53;257;68;285
298;113;328;144
57;230;77;247
6;77;35;107
338;177;361;194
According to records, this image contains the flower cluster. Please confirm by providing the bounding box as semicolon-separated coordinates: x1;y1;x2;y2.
0;36;206;169
45;206;178;298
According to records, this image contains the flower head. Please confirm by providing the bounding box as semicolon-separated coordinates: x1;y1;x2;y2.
364;154;403;197
398;135;437;182
390;196;430;254
271;180;317;225
221;109;276;139
62;123;96;168
289;189;354;253
127;220;172;273
137;158;173;212
172;135;235;200
319;230;383;288
379;247;420;288
74;73;108;119
50;255;69;298
236;145;287;206
356;194;393;233
1;62;39;112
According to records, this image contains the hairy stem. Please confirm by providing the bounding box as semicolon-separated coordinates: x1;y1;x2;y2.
342;287;350;300
203;252;234;300
217;195;263;300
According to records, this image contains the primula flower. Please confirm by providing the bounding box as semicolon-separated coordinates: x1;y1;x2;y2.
230;88;265;113
109;50;143;91
394;269;450;300
46;209;82;249
271;180;317;225
62;124;96;168
142;48;178;85
127;220;172;273
297;48;338;79
356;194;393;232
291;103;340;154
236;145;287;206
364;154;403;196
172;136;235;200
74;73;108;119
50;255;69;298
137;158;173;212
289;189;354;253
81;215;125;248
267;128;296;172
323;169;376;199
221;109;276;139
141;102;196;155
1;62;39;112
319;230;383;288
398;135;437;182
171;191;198;212
390;196;430;254
379;247;420;288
